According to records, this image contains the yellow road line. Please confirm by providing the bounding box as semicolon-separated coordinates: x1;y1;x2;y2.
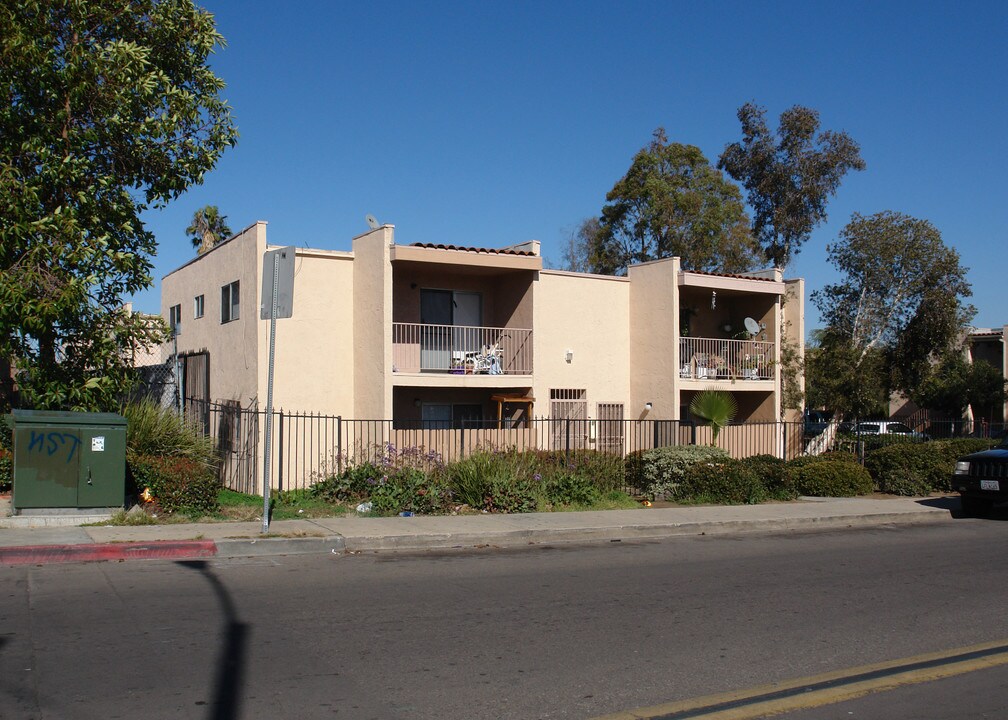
591;638;1008;720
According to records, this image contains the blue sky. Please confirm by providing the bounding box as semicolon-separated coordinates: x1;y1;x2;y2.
133;0;1007;332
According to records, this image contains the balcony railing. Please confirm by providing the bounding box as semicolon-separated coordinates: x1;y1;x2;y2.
679;337;774;381
392;323;533;375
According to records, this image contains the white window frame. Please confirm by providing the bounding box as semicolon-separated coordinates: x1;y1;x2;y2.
193;294;204;319
168;304;182;335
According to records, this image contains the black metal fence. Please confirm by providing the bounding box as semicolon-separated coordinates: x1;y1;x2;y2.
189;403;1005;497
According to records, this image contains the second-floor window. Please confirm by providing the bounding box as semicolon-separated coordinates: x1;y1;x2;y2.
221;281;239;323
168;304;182;335
194;294;204;319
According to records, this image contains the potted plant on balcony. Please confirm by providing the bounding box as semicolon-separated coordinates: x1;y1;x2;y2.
739;354;759;380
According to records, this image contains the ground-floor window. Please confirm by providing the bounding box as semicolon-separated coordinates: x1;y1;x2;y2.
420;403;483;429
596;402;625;454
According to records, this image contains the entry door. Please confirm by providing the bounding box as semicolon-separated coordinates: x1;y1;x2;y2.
420;290;483;370
420;290;453;370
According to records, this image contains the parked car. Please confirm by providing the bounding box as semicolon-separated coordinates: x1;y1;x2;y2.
852;421;928;440
953;435;1008;516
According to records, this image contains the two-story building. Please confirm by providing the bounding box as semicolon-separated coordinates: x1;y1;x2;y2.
160;220;804;488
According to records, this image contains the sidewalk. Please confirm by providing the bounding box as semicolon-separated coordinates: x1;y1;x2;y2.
0;496;959;566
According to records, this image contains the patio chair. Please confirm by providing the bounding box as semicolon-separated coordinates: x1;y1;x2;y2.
472;343;503;375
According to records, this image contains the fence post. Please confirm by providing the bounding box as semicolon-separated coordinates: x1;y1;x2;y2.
690;420;697;446
565;418;571;460
337;416;342;474
277;410;284;493
460;418;466;458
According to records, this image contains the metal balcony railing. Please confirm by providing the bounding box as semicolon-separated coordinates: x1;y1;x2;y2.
392;323;533;375
679;337;775;381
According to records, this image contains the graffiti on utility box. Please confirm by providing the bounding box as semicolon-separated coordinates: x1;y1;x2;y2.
27;431;81;464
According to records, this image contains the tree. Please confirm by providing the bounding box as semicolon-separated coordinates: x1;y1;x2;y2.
689;390;738;445
0;0;238;411
915;354;1007;421
559;217;601;273
719;102;865;270
588;128;759;275
810;211;974;414
187;205;233;254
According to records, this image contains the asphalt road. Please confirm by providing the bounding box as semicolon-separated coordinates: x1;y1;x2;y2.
2;520;1007;720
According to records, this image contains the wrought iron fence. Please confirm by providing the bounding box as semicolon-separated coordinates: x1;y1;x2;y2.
189;403;1006;497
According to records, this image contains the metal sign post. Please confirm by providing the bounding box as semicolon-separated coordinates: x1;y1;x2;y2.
260;247;295;533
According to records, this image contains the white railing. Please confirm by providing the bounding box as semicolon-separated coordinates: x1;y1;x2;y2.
679;337;775;381
392;323;533;375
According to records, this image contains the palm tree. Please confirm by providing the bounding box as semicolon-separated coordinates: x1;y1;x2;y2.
689;390;738;445
187;206;232;255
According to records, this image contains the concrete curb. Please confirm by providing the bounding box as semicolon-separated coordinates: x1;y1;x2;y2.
215;535;346;558
337;510;952;553
0;540;217;566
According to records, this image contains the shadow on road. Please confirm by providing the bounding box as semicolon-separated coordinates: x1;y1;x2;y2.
178;560;249;720
917;496;1008;521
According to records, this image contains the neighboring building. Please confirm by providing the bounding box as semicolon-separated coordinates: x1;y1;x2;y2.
964;326;1007;425
890;325;1007;428
160;221;805;488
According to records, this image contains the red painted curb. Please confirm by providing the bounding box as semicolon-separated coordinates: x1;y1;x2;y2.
0;540;219;566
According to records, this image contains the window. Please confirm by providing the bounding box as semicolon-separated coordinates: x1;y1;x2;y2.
221;281;239;323
193;294;204;319
550;388;587;450
168;304;182;335
596;403;625;454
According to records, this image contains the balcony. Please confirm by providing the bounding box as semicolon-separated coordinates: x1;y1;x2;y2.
679;337;774;381
392;323;533;375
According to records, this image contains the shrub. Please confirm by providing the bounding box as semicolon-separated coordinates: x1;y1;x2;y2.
368;468;453;516
745;454;795;500
785;458;873;497
484;477;538;514
640;445;730;500
677;459;766;504
527;450;625;494
542;471;601;507
128;452;221;514
448;450;536;509
865;442;963;496
122;400;217;468
932;438;998;464
0;415;12;492
310;461;382;503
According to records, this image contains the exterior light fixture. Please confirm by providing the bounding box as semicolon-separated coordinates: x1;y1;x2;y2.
644;402;653;411
565;349;574;363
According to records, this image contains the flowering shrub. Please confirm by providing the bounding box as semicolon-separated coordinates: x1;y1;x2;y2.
128;452;220;514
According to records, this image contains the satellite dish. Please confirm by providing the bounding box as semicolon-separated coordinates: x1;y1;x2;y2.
744;317;760;336
365;214;379;230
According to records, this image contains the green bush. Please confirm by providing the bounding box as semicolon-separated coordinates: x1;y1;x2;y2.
448;450;536;509
932;438;997;463
677;459;766;504
368;467;453;516
785;458;873;497
128;452;221;514
865;442;969;496
310;461;382;503
745;454;795;500
528;450;625;494
484;477;538;513
641;445;730;500
542;471;601;507
0;415;11;492
122;401;217;468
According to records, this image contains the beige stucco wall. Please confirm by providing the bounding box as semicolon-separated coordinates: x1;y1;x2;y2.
534;270;631;418
627;258;680;419
782;278;805;422
352;226;394;418
160;222;265;405
264;249;355;414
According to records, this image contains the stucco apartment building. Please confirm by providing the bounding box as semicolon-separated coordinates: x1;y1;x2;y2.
160;221;805;436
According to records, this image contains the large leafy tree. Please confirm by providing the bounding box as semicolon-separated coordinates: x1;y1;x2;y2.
187;204;232;254
588;128;759;275
0;0;237;410
810;211;974;415
915;354;1006;421
719;103;865;270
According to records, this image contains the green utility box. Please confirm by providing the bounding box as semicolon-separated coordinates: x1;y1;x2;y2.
11;410;127;511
